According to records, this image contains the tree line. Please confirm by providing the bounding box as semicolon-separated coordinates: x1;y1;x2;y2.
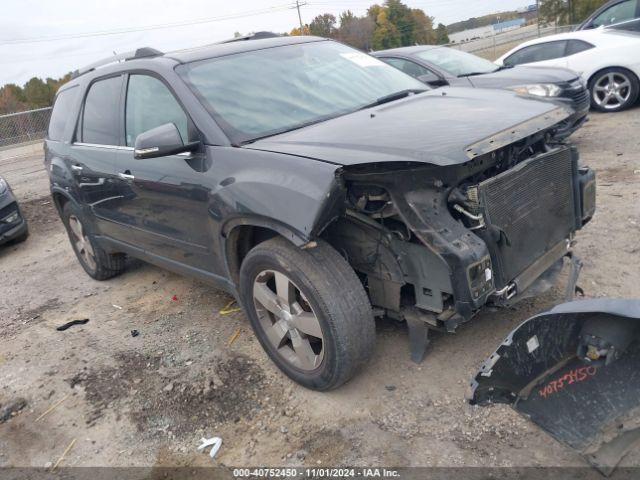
0;74;72;115
290;0;450;52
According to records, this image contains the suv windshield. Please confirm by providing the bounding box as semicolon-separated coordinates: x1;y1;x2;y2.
415;47;499;77
177;40;426;143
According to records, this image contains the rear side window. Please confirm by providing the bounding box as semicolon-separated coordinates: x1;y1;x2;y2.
81;76;122;145
566;40;595;56
504;41;568;66
125;75;189;147
48;86;78;141
380;57;433;78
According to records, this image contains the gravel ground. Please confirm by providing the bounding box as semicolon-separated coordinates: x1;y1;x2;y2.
0;108;639;471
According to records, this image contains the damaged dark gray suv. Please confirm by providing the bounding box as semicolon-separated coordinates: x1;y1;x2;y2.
45;36;596;390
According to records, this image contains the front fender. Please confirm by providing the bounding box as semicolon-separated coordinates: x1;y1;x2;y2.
210;146;346;246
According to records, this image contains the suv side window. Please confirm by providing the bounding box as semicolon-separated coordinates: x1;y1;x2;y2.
380;57;433;78
48;86;78;141
504;41;568;66
125;75;189;147
81;76;122;145
592;0;637;27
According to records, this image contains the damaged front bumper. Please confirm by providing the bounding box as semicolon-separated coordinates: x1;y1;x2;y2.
470;299;640;475
340;145;595;327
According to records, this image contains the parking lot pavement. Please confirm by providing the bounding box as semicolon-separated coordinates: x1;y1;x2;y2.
0;109;639;469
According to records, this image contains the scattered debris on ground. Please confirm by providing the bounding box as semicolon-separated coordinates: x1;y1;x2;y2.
0;397;27;423
197;437;222;460
56;319;89;331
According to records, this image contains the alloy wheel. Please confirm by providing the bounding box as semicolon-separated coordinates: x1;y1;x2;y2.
593;72;632;110
252;270;324;371
68;214;97;271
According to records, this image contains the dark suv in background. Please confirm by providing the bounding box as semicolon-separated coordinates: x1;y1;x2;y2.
45;36;596;390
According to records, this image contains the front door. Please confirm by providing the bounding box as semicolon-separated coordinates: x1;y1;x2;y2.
109;74;213;271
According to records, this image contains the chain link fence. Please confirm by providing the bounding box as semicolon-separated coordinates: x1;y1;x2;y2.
0;107;52;148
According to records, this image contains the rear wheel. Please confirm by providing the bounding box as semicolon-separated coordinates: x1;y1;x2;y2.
589;68;639;112
61;202;126;280
239;237;375;390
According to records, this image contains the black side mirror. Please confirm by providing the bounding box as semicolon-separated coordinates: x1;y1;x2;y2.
417;72;448;87
134;123;199;160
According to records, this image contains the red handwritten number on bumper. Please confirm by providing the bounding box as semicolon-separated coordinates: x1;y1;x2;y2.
538;366;597;398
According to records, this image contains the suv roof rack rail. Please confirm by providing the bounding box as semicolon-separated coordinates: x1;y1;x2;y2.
71;47;163;79
218;31;281;44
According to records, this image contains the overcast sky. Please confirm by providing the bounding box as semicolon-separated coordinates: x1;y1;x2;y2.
1;0;530;86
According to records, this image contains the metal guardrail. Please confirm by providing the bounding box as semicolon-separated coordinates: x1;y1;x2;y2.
0;107;52;148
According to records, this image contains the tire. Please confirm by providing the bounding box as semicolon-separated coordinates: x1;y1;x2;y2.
239;237;375;391
61;202;126;280
589;67;639;113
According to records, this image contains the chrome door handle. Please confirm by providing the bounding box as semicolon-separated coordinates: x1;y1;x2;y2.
118;172;135;181
71;165;83;171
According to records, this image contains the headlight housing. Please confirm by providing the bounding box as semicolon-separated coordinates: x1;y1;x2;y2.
511;84;563;97
0;177;7;195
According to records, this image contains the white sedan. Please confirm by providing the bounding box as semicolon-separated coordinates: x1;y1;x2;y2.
496;28;640;112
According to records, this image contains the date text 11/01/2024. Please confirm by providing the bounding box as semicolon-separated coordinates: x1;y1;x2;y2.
233;468;400;478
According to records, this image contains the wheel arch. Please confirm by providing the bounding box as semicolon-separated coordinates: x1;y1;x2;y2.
222;216;312;286
50;187;78;215
587;65;640;88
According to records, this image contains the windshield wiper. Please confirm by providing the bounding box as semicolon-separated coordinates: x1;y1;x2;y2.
459;65;513;77
458;71;492;77
359;89;427;110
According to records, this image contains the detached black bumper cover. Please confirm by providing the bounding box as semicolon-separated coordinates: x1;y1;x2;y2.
470;299;640;475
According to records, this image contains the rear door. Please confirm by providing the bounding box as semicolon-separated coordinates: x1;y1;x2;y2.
69;75;124;229
109;73;213;270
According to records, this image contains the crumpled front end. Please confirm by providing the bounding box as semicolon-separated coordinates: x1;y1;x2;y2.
326;133;596;336
470;299;640;475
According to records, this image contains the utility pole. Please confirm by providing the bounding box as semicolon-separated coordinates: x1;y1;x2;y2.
294;0;305;34
536;0;541;37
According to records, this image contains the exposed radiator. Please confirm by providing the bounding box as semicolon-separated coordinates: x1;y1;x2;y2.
473;147;578;287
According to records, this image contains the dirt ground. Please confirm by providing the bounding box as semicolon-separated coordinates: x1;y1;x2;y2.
1;107;639;471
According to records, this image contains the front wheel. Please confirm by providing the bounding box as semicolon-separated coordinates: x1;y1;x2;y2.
239;237;375;390
589;68;639;112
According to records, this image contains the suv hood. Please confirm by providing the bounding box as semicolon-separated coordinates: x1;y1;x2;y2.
245;87;572;167
467;65;580;89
